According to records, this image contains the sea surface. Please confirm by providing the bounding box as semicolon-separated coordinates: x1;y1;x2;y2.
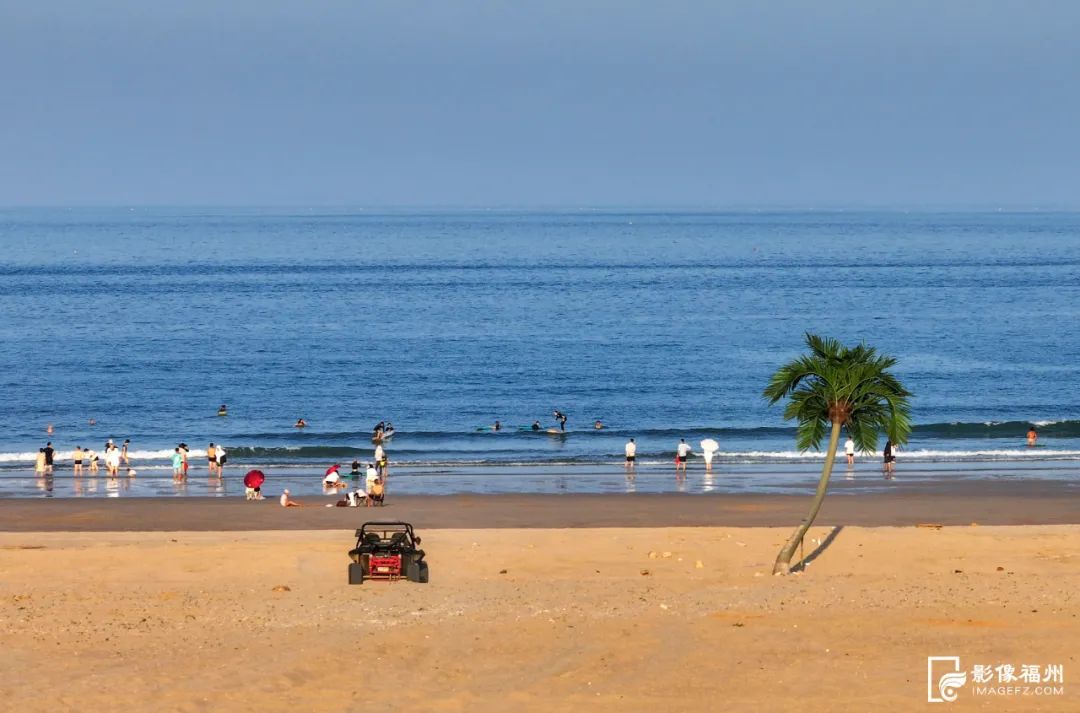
1;208;1079;496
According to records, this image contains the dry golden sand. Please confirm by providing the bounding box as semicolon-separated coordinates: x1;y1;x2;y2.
1;525;1077;712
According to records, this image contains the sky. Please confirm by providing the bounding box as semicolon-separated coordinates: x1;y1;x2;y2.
1;1;1078;207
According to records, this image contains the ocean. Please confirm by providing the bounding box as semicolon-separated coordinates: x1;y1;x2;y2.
2;208;1079;496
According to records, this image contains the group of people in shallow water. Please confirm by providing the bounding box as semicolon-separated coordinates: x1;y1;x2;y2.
169;442;229;482
622;437;715;474
36;439;132;478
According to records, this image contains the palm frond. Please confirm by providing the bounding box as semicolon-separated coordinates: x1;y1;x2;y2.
764;333;912;453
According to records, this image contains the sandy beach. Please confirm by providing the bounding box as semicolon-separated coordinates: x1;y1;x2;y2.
1;491;1077;711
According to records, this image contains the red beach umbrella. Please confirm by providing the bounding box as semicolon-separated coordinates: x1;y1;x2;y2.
325;464;341;476
244;470;265;488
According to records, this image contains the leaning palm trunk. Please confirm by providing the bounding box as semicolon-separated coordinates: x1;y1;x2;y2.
773;421;842;575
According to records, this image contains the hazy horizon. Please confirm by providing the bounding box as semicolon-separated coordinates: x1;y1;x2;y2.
3;2;1078;208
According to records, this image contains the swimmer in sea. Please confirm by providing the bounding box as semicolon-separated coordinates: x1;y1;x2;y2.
218;404;228;416
531;420;541;432
295;418;307;428
594;420;603;430
493;420;502;432
1026;426;1038;447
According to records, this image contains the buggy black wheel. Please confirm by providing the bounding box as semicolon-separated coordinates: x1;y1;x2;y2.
406;559;429;583
348;562;365;585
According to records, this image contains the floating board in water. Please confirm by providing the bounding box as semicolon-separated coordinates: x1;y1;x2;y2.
545;428;564;435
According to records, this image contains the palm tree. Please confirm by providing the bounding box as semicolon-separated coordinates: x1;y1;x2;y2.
763;333;912;575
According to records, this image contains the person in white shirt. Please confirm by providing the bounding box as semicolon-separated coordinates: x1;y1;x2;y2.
844;437;856;466
215;445;227;475
105;445;121;477
676;438;692;473
624;438;637;469
280;489;302;507
365;463;379;490
374;444;386;476
700;440;719;471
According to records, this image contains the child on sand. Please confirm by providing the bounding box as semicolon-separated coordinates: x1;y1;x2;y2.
280;489;302;507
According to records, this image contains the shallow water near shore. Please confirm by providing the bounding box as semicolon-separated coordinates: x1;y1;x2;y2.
2;208;1079;495
7;459;1079;499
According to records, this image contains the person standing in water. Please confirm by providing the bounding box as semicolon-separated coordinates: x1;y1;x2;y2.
1026;426;1038;447
624;438;636;469
701;440;719;471
882;440;895;477
105;443;121;477
121;439;130;466
844;436;856;466
207;443;217;475
215;445;227;475
72;445;84;475
675;438;691;473
43;442;56;474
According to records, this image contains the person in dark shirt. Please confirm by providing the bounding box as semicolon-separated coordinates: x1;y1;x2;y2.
553;410;568;431
43;442;55;474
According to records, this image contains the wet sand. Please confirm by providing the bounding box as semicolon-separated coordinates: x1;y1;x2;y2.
0;479;1077;531
1;524;1077;712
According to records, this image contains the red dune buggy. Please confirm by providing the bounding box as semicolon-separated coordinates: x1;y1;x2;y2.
348;521;429;584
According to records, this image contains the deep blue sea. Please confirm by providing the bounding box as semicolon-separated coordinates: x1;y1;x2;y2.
2;208;1079;495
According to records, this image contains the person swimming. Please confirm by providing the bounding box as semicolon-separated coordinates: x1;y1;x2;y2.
531;420;541;431
1027;426;1038;447
295;418;307;428
217;404;228;416
493;420;502;431
594;420;603;430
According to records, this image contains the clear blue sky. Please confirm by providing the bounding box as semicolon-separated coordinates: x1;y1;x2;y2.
2;1;1077;207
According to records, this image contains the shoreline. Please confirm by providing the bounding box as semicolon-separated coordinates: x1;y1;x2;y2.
1;480;1076;531
3;458;1078;499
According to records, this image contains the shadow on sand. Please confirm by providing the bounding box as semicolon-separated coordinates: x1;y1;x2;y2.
794;525;844;572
